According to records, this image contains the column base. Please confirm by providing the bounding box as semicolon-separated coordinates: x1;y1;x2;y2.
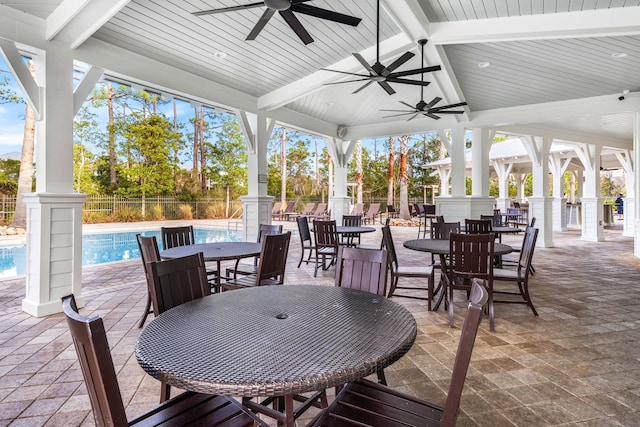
241;195;275;242
435;196;495;224
329;196;351;224
580;197;604;242
22;193;86;317
528;197;554;247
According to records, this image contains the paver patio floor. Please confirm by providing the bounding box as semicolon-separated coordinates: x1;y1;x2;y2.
1;220;640;426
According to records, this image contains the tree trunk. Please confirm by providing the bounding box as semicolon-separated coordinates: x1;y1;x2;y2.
11;61;36;228
328;153;333;200
280;129;287;207
173;99;178;192
192;106;199;190
386;136;395;207
107;82;116;186
355;140;363;203
199;106;206;194
399;135;410;219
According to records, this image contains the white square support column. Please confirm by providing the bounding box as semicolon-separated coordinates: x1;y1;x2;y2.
580;197;604;242
22;193;86;317
623;198;634;237
553;198;568;231
528;197;554;247
241;195;274;243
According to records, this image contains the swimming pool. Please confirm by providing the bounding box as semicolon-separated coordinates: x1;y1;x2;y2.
0;228;241;279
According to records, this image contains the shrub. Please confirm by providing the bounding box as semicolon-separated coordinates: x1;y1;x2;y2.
178;204;193;219
111;206;144;222
148;204;164;220
204;202;226;219
82;211;109;224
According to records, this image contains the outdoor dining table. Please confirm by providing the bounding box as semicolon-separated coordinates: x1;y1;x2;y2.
160;241;261;290
460;225;521;242
403;238;513;310
135;284;417;427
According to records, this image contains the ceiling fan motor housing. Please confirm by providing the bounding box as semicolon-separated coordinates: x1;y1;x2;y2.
265;0;291;11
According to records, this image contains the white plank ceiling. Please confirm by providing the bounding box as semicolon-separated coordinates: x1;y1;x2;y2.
1;0;640;145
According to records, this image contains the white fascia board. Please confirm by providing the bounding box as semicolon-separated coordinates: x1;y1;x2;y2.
258;33;412;111
51;0;132;49
266;106;338;139
498;124;630;149
381;0;467;118
469;93;640;129
429;8;640;45
46;0;92;41
0;5;46;45
345;115;462;140
74;38;257;113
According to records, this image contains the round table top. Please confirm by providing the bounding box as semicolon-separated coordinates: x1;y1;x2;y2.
403;238;513;255
135;285;416;397
335;226;376;234
160;242;261;262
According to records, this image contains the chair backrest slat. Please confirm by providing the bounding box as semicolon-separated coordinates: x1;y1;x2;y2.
381;225;398;271
161;225;195;249
62;295;128;427
441;281;488;425
335;246;388;296
150;252;211;314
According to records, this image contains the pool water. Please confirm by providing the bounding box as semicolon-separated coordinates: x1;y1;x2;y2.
0;228;241;279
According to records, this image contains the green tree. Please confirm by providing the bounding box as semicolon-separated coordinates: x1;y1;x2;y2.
117;114;178;206
206;113;247;215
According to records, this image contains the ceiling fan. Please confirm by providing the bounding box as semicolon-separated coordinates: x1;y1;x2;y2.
380;39;467;120
192;0;361;45
322;0;440;95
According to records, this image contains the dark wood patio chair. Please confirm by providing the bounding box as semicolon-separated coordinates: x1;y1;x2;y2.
341;214;362;247
430;219;458;295
161;225;217;286
313;219;339;277
480;214;502;228
226;223;283;280
465;218;493;234
222;232;291;291
386;204;399;219
296;216;316;268
309;280;488;427
149;252;211;401
61;294;267;427
135;234;160;328
383;225;435;310
335;246;388;296
334;246;389;385
447;232;495;331
160;225;195;249
493;226;539;316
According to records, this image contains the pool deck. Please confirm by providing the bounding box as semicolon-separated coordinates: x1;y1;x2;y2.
1;219;640;426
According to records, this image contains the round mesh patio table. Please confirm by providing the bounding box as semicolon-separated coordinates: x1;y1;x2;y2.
135;285;416;426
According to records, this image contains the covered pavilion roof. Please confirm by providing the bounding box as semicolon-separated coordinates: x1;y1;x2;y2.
1;1;639;144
